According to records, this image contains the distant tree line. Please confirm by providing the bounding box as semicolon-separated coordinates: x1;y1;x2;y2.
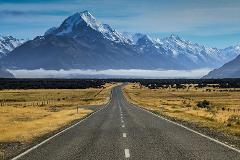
0;79;107;89
0;78;240;89
126;79;240;89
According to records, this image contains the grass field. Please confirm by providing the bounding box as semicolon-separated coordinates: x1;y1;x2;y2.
124;83;240;136
0;83;115;159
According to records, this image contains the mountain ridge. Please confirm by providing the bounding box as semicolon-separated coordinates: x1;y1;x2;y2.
1;11;240;73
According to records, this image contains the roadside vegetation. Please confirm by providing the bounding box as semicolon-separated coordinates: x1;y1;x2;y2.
0;83;115;159
124;83;240;137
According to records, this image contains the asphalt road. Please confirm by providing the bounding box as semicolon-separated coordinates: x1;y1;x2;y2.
13;86;240;160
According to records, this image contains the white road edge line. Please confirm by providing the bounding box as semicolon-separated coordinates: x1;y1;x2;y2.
11;90;114;160
131;103;240;154
124;149;130;158
123;133;127;138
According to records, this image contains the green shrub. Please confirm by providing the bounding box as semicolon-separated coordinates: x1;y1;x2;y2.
197;100;210;108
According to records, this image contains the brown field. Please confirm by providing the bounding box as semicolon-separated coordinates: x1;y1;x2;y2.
124;83;240;136
0;83;115;159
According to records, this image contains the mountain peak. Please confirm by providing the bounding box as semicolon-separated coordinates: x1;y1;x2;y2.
44;11;129;44
44;10;100;36
62;11;99;31
169;34;182;41
81;10;91;14
77;10;99;29
162;34;196;47
124;33;153;44
138;34;153;43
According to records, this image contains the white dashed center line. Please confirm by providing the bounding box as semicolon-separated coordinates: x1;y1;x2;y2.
119;104;130;158
123;133;127;138
124;149;130;158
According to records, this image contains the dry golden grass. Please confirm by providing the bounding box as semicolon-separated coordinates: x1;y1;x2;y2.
124;83;240;136
0;107;91;142
0;83;115;143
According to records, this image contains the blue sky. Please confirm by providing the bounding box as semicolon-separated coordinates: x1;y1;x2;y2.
0;0;240;48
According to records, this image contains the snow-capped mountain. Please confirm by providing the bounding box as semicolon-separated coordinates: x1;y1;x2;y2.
127;33;240;68
1;11;239;71
123;32;147;45
0;35;21;77
160;35;240;65
156;35;222;68
0;35;25;58
219;45;240;62
1;11;143;70
0;36;24;57
45;11;130;44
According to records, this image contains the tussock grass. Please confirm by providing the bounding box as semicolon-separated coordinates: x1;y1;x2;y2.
124;83;240;136
0;107;91;142
0;83;115;154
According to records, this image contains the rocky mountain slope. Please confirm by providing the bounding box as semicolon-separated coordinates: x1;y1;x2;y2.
203;54;240;78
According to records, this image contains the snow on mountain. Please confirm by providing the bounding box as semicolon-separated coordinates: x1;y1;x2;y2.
219;45;240;62
2;11;239;72
122;32;147;44
159;34;219;63
45;10;130;44
0;35;25;58
126;33;239;68
41;10;240;67
159;35;240;66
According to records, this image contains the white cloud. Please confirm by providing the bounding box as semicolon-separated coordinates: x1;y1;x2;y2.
8;68;211;79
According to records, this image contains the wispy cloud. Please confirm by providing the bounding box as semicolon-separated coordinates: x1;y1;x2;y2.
8;68;211;79
0;10;69;17
0;0;240;47
0;0;69;4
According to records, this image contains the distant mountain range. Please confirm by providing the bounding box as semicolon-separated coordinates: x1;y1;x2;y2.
0;11;240;78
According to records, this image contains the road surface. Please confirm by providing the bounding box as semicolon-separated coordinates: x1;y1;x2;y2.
13;86;240;160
